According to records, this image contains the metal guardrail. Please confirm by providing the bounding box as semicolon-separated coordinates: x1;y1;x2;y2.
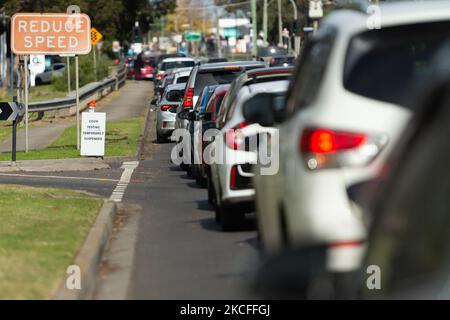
28;65;127;113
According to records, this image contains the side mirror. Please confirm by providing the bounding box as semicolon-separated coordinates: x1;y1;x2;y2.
186;110;198;121
177;109;190;120
202;112;212;121
243;93;277;127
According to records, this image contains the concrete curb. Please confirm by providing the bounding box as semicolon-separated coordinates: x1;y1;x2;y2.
53;200;117;300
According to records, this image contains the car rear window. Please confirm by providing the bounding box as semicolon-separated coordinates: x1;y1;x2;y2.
176;76;189;84
162;61;195;71
193;70;243;95
344;21;450;107
143;59;156;67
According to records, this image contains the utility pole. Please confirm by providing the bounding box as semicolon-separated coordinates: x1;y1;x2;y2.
216;8;222;59
251;0;257;58
277;0;283;47
263;0;268;46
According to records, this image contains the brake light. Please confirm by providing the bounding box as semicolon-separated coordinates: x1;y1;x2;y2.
224;66;241;70
156;72;164;80
230;165;237;190
301;128;367;154
183;88;194;108
225;122;252;150
160;105;172;111
300;127;386;170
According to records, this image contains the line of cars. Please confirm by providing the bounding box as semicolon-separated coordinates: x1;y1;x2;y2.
149;0;450;300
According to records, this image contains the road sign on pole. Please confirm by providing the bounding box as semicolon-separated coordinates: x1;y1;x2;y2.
90;27;103;46
11;13;91;55
90;28;103;81
10;9;92;154
0;101;24;121
185;31;202;42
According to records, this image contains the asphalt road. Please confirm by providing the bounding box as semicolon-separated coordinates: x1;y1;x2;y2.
0;169;122;198
126;140;262;299
0;79;263;299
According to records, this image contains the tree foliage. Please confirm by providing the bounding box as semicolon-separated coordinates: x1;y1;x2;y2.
0;0;177;46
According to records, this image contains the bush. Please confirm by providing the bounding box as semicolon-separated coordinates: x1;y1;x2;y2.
53;51;114;92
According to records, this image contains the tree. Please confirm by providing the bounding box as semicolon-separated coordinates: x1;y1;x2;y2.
0;0;177;47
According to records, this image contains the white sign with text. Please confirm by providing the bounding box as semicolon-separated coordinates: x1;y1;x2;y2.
81;112;106;156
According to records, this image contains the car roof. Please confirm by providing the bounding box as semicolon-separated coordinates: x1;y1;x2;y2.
246;66;294;78
246;79;289;93
213;84;231;97
162;57;195;63
166;83;187;91
173;67;193;74
324;0;450;34
198;60;266;72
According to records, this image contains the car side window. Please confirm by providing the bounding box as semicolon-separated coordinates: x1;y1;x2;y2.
285;26;337;117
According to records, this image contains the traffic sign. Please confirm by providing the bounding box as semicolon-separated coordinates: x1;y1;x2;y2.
81;112;106;156
0;102;24;121
91;27;103;46
11;13;91;55
309;0;324;19
185;31;202;42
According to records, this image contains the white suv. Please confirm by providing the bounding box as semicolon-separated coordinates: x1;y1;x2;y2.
209;80;289;231
249;0;450;282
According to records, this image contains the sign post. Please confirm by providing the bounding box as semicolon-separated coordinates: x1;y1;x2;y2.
10;10;92;153
67;56;71;94
76;55;80;150
90;27;103;81
0;100;25;164
24;55;28;152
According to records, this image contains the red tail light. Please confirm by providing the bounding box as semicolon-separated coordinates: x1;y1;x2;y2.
301;128;367;154
156;72;164;80
225;122;252;150
183;88;194;108
160;105;174;111
299;127;386;170
230;165;237;190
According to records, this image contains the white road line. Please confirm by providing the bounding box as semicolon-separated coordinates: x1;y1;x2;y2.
109;161;139;203
0;173;119;183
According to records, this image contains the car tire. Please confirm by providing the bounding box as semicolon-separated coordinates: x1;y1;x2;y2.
211;184;221;224
207;175;214;205
156;133;165;143
196;174;207;188
187;164;193;177
35;77;43;86
220;205;245;232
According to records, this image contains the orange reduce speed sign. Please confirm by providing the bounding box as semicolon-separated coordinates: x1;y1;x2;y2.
11;13;91;55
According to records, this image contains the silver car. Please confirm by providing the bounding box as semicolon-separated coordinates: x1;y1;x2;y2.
35;63;66;85
156;83;186;143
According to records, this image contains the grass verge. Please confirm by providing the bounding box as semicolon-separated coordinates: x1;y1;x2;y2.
0;84;67;103
0;185;102;299
0;117;144;161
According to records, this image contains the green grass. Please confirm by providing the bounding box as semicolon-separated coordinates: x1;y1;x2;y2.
0;124;12;144
0;117;144;161
0;84;67;103
0;185;102;299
